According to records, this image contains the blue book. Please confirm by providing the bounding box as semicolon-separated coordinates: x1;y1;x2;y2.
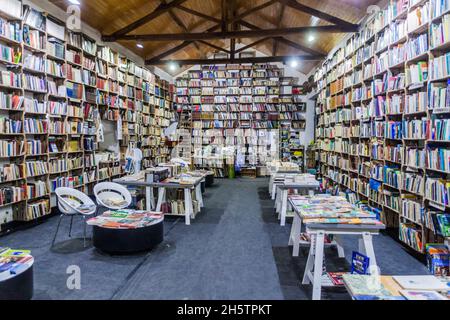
355;295;405;300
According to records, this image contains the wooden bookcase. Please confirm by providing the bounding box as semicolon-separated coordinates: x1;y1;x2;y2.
0;0;174;230
174;63;307;176
314;0;450;253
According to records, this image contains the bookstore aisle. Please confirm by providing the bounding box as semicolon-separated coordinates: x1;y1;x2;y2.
0;178;427;300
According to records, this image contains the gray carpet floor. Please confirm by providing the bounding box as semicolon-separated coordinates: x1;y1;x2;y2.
0;178;429;300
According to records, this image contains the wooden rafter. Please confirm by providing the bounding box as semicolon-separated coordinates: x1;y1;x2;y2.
107;0;188;37
228;0;278;24
102;24;356;42
146;41;193;63
198;40;230;54
273;3;286;55
276;0;358;29
174;5;222;24
145;24;221;63
145;55;324;66
229;0;237;58
235;37;272;53
161;0;202;54
238;20;326;56
221;0;227;32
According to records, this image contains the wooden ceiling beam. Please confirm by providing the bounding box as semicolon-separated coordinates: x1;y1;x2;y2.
276;0;358;29
238;20;326;56
273;3;286;55
221;0;227;32
174;5;222;24
102;24;356;42
145;55;325;66
235;37;272;53
146;41;193;64
229;0;237;58
107;0;188;37
198;40;230;54
145;24;222;63
274;36;324;56
228;0;278;24
161;0;202;54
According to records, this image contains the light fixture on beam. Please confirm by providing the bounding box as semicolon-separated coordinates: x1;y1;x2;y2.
289;58;299;68
308;34;316;42
136;43;144;49
168;61;178;72
68;0;81;4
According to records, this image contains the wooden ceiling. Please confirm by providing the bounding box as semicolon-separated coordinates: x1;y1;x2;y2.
50;0;380;76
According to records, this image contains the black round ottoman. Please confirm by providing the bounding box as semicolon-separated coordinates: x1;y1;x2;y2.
92;218;164;254
0;260;34;300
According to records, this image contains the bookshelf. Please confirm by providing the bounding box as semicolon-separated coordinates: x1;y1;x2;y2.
314;0;450;254
174;63;307;176
0;0;174;230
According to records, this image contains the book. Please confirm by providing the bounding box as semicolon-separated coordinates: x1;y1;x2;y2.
327;272;347;286
351;252;370;275
354;295;406;300
393;275;450;291
400;290;448;300
342;274;393;297
0;249;31;258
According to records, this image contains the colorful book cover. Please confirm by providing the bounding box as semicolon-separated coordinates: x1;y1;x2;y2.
343;274;393;297
0;249;31;258
327;272;347;286
354;295;406;300
351;252;370;275
400;290;448;300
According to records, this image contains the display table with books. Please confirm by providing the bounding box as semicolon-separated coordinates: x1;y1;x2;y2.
343;274;450;300
87;210;164;254
114;172;205;225
288;194;385;300
0;248;34;300
274;174;320;226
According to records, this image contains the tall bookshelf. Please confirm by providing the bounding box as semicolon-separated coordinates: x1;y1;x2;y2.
314;0;450;253
174;63;307;176
0;0;174;231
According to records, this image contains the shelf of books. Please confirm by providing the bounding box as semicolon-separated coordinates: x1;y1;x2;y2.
314;0;450;253
0;0;174;231
174;63;307;177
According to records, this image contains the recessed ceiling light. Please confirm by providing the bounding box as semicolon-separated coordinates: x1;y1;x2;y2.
289;59;298;68
68;0;81;4
136;43;144;49
308;34;316;42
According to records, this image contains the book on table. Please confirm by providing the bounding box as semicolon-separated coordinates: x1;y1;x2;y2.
393;275;450;291
400;290;448;300
342;274;397;297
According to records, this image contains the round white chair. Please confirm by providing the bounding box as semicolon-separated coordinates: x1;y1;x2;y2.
93;182;132;211
53;187;97;248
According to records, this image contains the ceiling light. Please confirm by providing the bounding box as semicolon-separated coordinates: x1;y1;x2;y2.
308;34;316;42
168;61;178;72
68;0;81;4
289;59;298;68
136;43;144;49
